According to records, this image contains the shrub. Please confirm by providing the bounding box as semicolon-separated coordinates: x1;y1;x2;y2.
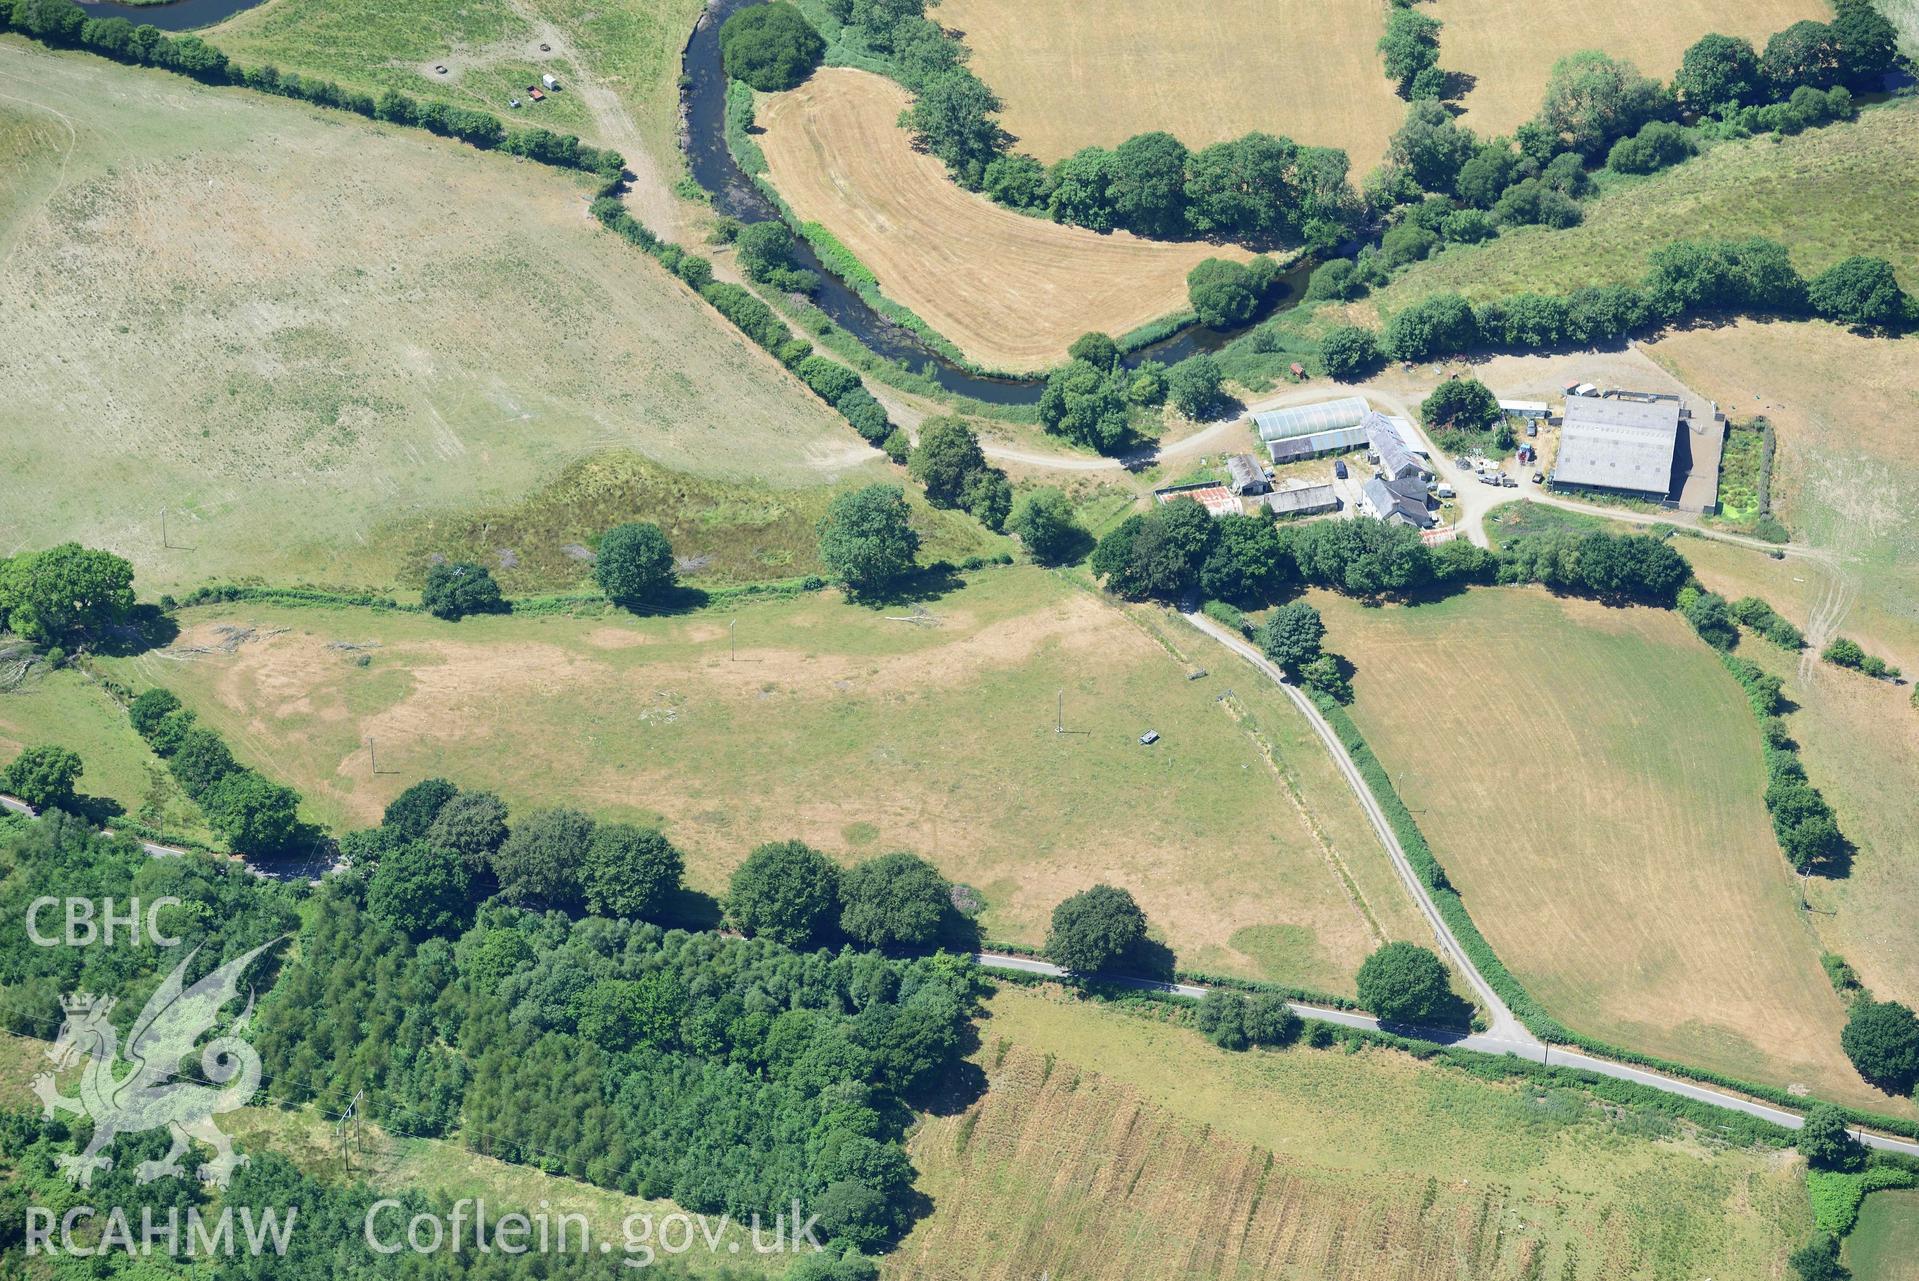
1006;488;1086;566
421;561;507;620
797;355;863;404
1606;121;1694;174
1383;293;1476;361
1807;255;1909;328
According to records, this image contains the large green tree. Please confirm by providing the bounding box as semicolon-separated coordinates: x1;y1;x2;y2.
908;418;989;507
1795;1103;1865;1171
0;745;82;811
838;851;949;947
1355;941;1453;1024
1841;998;1919;1093
728;839;842;947
1006;488;1086;565
203;770;303;857
1535;51;1669;158
1388;100;1476;194
817;484;920;599
1109;131;1190;238
1674;33;1760;112
1256;602;1325;672
1045;883;1147;975
582;824;684;920
421;562;506;620
594;522;676;609
1807;256;1908;328
718;2;824;91
0;543;135;647
491;807;594;909
1038;359;1132;453
1376;7;1441;94
366;840;474;938
1420;378;1500;430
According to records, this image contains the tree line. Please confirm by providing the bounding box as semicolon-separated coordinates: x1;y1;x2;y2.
1314;234;1911;380
2;0;625;183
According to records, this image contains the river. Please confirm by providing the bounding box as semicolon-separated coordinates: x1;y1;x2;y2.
679;0;1313;403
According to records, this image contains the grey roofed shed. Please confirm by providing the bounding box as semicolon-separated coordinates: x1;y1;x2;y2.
1267;424;1368;463
1222;453;1269;495
1363;411;1431;481
1252;397;1370;442
1263;482;1339;517
1554;394;1681;495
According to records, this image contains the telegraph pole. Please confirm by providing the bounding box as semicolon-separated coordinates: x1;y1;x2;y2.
729;619;736;661
338;1089;364;1176
367;737;378;777
1055;690;1063;734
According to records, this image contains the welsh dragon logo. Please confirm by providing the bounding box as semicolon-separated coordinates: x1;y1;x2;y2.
33;939;282;1188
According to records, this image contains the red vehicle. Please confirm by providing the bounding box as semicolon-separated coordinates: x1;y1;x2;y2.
527;86;546;101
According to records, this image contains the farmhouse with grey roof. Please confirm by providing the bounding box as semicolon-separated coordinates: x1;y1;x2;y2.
1364;411;1431;482
1361;475;1432;527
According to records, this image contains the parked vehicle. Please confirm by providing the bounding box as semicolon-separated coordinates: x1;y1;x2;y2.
1532;471;1545;484
1435;484;1455;499
1526;422;1538;437
1478;473;1501;486
1334;459;1348;479
1501;475;1518;487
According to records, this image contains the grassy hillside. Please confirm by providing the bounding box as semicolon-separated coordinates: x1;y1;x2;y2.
87;568;1435;991
1318;586;1895;1111
1359;97;1919;314
897;985;1811;1280
0;42;865;594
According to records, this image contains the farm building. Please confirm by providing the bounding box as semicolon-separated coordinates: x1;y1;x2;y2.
1552;392;1683;499
1498;399;1551;419
1262;482;1339;518
1361;474;1432;527
1222;453;1269;496
1266;424;1367;464
1252;396;1370;443
1363;412;1431;482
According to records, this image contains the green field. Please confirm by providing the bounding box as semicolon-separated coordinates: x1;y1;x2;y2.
1318;586;1891;1111
1847;1188;1919;1281
78;567;1434;991
0;669;212;842
0;43;862;594
897;985;1812;1280
207;0;701;233
1357;97;1919;315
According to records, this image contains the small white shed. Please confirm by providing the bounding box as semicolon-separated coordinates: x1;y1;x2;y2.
541;73;560;90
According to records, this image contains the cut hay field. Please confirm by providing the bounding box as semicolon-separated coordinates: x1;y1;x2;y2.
206;0;701;233
1358;97;1919;313
93;568;1434;992
0;42;866;594
895;984;1810;1280
930;0;1406;168
1427;0;1826;140
754;68;1250;372
1317;586;1899;1111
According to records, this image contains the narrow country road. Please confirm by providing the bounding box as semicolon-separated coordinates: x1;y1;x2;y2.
1179;609;1534;1048
971;950;1919;1156
1158;612;1919;1158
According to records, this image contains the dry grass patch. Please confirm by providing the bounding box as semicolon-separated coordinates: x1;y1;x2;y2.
1428;0;1828;139
932;0;1405;168
1319;586;1898;1111
98;569;1421;991
895;985;1809;1280
0;44;859;593
755;68;1248;372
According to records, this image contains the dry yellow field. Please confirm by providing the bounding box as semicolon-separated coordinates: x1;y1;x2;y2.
1319;587;1900;1112
1428;0;1829;139
932;0;1406;167
755;68;1247;372
95;568;1430;991
895;986;1809;1280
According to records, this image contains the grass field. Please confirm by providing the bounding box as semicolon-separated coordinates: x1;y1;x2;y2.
207;0;702;233
0;43;867;594
930;0;1406;168
1427;0;1827;140
1317;586;1896;1110
88;568;1433;990
895;984;1810;1280
1360;97;1919;312
0;669;212;842
754;69;1250;372
1847;1188;1919;1281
